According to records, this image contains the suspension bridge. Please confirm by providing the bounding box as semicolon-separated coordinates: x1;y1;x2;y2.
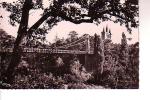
0;35;94;55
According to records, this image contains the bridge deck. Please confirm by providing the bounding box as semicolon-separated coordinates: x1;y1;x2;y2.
0;48;94;54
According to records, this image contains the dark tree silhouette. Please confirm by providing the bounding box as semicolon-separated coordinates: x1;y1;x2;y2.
68;31;78;42
94;34;104;74
0;0;138;83
120;32;129;68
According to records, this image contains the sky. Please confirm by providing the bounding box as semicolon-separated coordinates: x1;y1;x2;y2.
0;0;139;44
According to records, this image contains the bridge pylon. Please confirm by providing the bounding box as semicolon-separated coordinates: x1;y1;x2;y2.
86;35;90;54
85;35;90;67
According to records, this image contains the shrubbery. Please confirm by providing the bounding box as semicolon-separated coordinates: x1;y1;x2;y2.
0;30;139;89
88;40;139;89
0;41;139;89
0;55;94;89
67;57;91;82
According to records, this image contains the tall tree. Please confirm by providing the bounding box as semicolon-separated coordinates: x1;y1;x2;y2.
94;34;104;74
0;0;138;83
68;31;78;42
2;0;32;83
120;32;129;68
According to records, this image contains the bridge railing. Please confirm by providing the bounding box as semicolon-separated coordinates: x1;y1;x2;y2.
0;48;94;54
0;35;93;54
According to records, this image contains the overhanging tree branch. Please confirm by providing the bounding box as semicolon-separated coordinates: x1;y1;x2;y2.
27;13;54;37
57;10;93;24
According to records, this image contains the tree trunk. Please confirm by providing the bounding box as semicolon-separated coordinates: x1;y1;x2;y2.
3;0;32;83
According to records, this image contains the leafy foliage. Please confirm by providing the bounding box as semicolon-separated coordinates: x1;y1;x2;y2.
0;29;15;48
89;35;139;89
69;57;91;82
0;0;139;88
1;0;138;34
0;30;139;89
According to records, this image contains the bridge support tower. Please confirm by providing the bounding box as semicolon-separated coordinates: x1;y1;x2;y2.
85;35;90;67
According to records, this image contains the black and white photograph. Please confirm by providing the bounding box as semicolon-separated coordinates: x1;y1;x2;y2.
0;0;139;89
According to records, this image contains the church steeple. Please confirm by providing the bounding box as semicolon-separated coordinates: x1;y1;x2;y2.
106;25;108;32
108;29;112;39
101;25;112;40
109;29;111;33
101;27;105;40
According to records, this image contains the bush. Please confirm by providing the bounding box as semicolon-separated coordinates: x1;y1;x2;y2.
11;72;68;89
69;58;91;83
90;59;138;89
7;59;66;89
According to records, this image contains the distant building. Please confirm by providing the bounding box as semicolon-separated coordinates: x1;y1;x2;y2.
101;26;112;40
